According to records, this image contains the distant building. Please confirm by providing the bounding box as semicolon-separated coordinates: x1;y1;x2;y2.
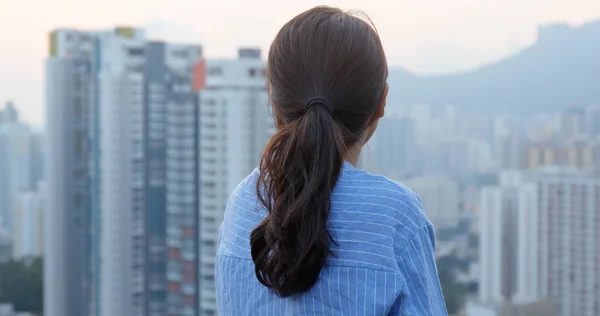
0;103;34;231
0;102;18;123
585;105;600;137
371;114;419;177
403;175;461;230
523;138;599;171
12;186;44;260
494;133;524;170
524;141;559;170
195;48;272;316
478;168;600;316
28;132;43;192
479;171;522;303
466;299;556;316
516;169;600;316
467;138;493;173
434;138;471;176
491;114;525;170
559;105;587;140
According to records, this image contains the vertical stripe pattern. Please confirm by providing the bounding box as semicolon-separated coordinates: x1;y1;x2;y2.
215;162;447;315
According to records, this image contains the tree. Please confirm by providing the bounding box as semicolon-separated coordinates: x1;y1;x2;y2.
0;257;43;314
437;258;467;315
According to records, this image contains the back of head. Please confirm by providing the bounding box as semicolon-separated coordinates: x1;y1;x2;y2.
250;6;388;297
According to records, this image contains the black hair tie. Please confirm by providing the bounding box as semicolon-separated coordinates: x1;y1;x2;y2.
305;98;333;113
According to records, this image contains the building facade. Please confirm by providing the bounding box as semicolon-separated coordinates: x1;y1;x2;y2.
371;115;419;177
46;27;202;316
479;172;522;303
46;43;94;316
466;299;556;316
12;186;44;260
194;49;272;316
0;103;35;231
516;170;600;316
477;168;600;316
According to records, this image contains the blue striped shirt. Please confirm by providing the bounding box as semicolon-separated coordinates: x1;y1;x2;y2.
216;162;447;315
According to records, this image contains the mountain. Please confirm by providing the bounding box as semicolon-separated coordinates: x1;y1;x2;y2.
388;20;600;113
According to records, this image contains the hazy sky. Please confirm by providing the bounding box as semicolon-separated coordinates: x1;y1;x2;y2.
2;0;600;126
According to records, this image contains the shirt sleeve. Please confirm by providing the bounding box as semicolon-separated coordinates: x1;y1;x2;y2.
391;225;448;315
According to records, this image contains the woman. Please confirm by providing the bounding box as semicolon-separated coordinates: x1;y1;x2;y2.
215;6;447;315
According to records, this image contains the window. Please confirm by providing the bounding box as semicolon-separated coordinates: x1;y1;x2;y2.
74;96;83;116
128;48;145;56
203;98;217;106
202;216;216;224
75;130;84;157
203;310;216;316
203;181;216;188
207;66;222;76
172;49;188;58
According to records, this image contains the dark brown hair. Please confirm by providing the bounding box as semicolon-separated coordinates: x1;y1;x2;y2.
250;6;388;297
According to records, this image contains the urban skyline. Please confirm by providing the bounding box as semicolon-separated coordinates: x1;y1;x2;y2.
1;15;600;316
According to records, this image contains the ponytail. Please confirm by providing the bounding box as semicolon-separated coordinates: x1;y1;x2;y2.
251;5;389;297
250;104;345;297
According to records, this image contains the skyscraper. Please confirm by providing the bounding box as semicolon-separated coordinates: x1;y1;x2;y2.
194;48;272;316
516;169;600;316
0;103;34;231
585;105;600;137
0;102;18;123
372;114;418;177
559;105;587;141
141;40;201;316
46;27;202;316
479;171;523;303
46;31;94;316
477;168;600;316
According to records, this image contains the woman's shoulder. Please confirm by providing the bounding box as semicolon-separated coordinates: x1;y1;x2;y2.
337;164;430;229
230;168;260;198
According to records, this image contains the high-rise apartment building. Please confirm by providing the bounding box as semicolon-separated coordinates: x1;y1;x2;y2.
372;114;419;177
525;141;560;170
466;299;556;316
194;48;272;316
0;102;18;123
492;114;525;170
479;172;523;303
494;133;523;169
585;105;600;137
477;168;600;316
0;103;35;231
524;139;600;171
46;31;94;316
46;27;202;316
516;169;600;316
559;106;587;140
